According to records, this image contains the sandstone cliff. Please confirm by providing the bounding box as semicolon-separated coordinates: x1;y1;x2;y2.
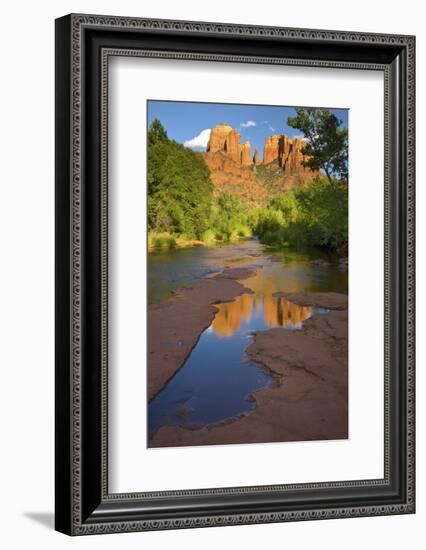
207;124;234;153
207;123;242;163
262;133;319;185
263;134;309;173
203;123;318;206
263;134;282;164
253;147;261;166
203;150;267;206
240;141;252;166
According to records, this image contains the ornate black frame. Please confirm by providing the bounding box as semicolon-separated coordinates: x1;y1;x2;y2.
55;13;415;535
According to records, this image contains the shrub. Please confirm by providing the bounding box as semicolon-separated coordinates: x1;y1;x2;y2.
201;229;216;246
255;178;348;252
149;233;177;251
235;224;252;238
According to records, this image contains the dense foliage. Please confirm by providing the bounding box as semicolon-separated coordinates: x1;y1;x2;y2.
148;119;213;238
256;108;349;252
148;120;255;247
208;192;258;243
148;115;348;254
255;178;348;251
287;108;348;184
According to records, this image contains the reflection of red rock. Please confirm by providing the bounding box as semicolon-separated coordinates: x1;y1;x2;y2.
150;293;349;447
263;296;312;328
147;271;254;400
211;291;312;337
212;293;253;337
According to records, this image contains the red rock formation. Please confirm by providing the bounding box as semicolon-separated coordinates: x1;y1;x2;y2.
253;147;261;165
279;135;293;166
262;134;318;182
263;134;303;168
203;125;318;206
263;134;282;164
224;129;242;163
207;123;255;166
282;138;320;184
206;123;242;163
240;141;252;166
281;138;303;173
203;151;267;206
206;123;234;153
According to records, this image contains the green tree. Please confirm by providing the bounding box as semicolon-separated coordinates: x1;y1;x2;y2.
287;108;348;184
148;118;168;145
255;178;348;251
147;120;213;238
297;178;348;249
209;192;255;242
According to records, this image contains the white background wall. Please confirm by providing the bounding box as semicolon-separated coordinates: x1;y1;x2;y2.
0;0;423;548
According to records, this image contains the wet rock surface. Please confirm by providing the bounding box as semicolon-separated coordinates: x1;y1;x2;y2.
150;291;348;447
148;268;254;400
272;291;348;310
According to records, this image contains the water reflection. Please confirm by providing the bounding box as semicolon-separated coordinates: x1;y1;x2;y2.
148;238;348;304
147;239;345;441
212;295;312;337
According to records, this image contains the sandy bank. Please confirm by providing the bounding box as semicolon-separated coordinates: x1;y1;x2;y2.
150;291;348;447
148;267;256;400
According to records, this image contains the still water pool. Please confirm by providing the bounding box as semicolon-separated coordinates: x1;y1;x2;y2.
148;239;346;441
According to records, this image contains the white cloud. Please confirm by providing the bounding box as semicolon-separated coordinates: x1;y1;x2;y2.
240;120;256;128
184;128;211;149
269;126;275;132
292;134;308;141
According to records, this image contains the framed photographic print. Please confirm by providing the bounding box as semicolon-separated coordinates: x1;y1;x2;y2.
55;14;415;535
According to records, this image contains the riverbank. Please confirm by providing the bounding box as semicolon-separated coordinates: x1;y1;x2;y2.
150;291;348;447
148;232;205;251
148;267;257;399
148;232;253;252
148;232;348;259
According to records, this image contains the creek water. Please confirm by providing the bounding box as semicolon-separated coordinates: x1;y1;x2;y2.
147;238;347;441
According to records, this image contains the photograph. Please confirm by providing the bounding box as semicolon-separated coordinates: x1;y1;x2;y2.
0;0;418;544
147;100;349;448
50;7;415;539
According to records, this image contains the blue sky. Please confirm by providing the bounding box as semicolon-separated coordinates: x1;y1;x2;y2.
147;100;348;159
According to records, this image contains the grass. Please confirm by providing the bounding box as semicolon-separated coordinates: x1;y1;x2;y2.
148;229;253;251
148;233;176;251
148;232;205;251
